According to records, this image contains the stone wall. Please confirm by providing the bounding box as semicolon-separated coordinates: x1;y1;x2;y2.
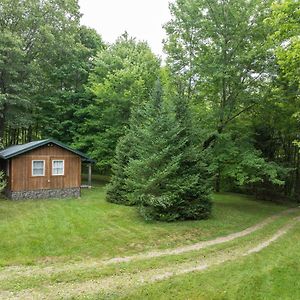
7;187;81;200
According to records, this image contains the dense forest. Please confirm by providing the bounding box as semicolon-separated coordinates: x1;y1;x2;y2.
0;0;299;209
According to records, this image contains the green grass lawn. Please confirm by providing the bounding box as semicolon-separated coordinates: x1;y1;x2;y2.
0;185;291;267
0;184;299;299
119;223;300;300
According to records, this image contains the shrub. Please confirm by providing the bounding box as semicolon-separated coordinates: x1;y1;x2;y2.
0;171;6;193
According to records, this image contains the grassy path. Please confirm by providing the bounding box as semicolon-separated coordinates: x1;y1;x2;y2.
0;207;297;283
0;189;289;266
0;208;299;299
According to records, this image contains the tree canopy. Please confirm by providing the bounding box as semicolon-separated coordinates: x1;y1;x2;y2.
0;0;104;145
73;33;160;171
1;0;299;215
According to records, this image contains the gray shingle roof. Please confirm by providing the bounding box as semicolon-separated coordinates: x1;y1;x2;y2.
0;139;95;163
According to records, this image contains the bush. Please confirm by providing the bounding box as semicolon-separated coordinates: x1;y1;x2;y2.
0;171;6;193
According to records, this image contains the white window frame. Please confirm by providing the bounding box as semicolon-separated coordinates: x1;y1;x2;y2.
52;159;64;176
32;160;45;177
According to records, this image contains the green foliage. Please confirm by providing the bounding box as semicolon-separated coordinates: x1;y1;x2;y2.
74;34;160;172
164;0;272;128
210;129;288;187
0;0;104;145
294;140;300;151
0;171;6;193
35;25;105;144
124;83;212;221
258;1;300;200
267;0;300;87
1;0;298;204
106;132;135;205
164;0;299;199
0;27;29;140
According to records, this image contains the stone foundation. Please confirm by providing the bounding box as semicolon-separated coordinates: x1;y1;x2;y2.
7;187;81;200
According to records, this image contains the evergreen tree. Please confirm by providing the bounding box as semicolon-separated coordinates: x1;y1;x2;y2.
106;132;135;205
106;101;145;205
126;82;212;221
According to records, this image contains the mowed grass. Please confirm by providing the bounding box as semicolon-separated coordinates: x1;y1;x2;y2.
119;223;300;300
0;182;292;267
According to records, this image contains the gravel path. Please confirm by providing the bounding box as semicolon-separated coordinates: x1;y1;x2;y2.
1;215;299;300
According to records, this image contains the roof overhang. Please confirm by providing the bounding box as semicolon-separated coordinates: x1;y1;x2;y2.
0;139;96;163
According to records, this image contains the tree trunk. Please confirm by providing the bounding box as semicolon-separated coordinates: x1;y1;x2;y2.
295;150;300;202
0;104;7;145
27;125;33;142
215;168;221;192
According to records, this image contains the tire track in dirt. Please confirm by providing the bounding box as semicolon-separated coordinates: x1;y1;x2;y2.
0;208;297;282
0;214;299;300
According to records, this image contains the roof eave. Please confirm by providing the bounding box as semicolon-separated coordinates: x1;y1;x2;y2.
0;139;95;163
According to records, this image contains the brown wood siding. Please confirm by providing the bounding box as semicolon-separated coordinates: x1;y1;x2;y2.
10;144;81;192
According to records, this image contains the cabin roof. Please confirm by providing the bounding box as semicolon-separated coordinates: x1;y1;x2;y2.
0;139;95;163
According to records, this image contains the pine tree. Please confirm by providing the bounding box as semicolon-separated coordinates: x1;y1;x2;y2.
106;132;135;205
126;83;212;221
106;102;144;205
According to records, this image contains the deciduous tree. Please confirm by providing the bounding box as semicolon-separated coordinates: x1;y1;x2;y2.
74;34;160;171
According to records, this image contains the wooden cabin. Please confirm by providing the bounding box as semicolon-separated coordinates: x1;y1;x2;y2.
0;139;94;200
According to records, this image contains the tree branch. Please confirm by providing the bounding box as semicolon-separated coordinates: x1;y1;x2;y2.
202;103;257;150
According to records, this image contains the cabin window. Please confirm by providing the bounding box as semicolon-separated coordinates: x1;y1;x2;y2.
52;160;64;176
32;160;45;176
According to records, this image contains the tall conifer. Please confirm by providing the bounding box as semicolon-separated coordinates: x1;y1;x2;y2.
126;82;212;221
106;132;134;205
